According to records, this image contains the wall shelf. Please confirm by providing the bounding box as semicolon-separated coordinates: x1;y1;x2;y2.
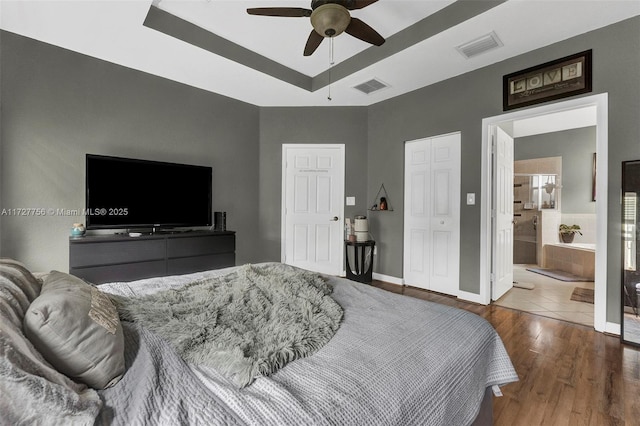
369;183;393;211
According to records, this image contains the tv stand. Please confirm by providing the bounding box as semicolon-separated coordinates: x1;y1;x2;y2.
69;230;235;284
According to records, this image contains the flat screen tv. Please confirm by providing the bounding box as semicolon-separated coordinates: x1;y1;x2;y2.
86;154;212;230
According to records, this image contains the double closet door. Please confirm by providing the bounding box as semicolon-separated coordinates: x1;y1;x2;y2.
403;133;461;296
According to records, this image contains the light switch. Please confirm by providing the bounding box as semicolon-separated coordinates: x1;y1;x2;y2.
346;196;356;206
466;193;476;205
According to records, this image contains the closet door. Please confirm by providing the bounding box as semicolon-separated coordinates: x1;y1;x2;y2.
404;139;431;288
403;133;460;295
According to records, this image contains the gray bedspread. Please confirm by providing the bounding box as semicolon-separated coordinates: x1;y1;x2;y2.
97;322;243;426
99;263;518;426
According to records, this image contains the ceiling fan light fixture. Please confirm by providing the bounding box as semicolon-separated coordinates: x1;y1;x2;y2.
310;4;351;37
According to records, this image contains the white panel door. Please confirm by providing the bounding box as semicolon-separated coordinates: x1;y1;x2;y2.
283;145;344;276
492;127;514;300
428;133;461;294
404;133;460;296
404;140;430;287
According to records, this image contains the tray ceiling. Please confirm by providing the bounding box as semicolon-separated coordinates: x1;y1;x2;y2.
1;0;639;106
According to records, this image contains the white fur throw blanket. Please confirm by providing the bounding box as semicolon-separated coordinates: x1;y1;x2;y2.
112;263;343;388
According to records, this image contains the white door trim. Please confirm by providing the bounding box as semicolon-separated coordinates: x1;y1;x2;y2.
480;93;609;333
281;144;345;275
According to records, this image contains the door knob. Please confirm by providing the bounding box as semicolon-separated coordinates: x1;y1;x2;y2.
330;216;339;221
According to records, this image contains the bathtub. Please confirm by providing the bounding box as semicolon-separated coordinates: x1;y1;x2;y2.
542;243;596;280
555;243;596;251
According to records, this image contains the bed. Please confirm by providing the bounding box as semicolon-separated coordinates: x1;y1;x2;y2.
0;259;517;426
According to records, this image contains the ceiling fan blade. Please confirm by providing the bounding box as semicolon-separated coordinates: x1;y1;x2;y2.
345;18;385;46
346;0;379;10
247;7;312;17
303;30;324;56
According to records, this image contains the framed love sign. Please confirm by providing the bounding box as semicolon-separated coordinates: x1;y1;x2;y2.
503;50;592;111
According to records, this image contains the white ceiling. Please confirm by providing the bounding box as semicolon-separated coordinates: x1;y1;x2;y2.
1;1;639;107
159;0;456;76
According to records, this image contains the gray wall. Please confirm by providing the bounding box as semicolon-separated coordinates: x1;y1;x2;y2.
2;16;639;326
515;127;596;214
367;16;640;323
0;32;261;271
258;107;369;260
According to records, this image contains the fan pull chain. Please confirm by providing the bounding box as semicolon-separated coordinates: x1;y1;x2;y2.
330;36;335;66
328;37;335;101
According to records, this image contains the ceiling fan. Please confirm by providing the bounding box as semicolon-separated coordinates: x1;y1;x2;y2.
247;0;385;56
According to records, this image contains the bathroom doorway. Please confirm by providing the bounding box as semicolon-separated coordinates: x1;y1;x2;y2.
503;135;597;326
480;93;610;333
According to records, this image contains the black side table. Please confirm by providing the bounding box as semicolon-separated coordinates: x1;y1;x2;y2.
345;240;375;284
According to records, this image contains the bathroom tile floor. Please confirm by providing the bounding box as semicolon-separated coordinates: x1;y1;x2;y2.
494;264;595;327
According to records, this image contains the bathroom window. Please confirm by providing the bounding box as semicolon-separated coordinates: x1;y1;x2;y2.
516;174;559;210
623;191;636;271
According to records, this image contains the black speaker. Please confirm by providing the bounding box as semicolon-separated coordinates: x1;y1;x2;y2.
214;211;226;231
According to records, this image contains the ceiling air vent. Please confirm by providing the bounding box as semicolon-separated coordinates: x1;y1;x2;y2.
353;78;389;95
456;31;503;59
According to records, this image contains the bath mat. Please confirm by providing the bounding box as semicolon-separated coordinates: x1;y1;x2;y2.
513;281;535;290
570;287;594;304
526;268;592;282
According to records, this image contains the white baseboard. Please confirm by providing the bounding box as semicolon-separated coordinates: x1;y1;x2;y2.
605;322;620;336
372;272;404;286
457;290;488;305
371;274;489;305
371;272;620;335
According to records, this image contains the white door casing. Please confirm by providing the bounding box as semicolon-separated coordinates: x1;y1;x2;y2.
282;144;345;276
404;133;460;296
492;126;514;301
480;93;609;333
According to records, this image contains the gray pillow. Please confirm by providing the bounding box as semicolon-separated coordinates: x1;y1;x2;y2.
0;258;41;326
0;259;102;424
24;271;125;389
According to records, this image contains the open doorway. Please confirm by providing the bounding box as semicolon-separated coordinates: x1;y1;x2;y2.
479;93;612;334
498;127;597;327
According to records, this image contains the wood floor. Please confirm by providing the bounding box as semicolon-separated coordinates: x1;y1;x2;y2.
370;280;640;426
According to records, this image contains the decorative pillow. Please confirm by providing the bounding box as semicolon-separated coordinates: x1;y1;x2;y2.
0;259;102;424
0;258;41;326
23;270;125;389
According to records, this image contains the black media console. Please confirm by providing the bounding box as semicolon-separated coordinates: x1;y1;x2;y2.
69;230;235;284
